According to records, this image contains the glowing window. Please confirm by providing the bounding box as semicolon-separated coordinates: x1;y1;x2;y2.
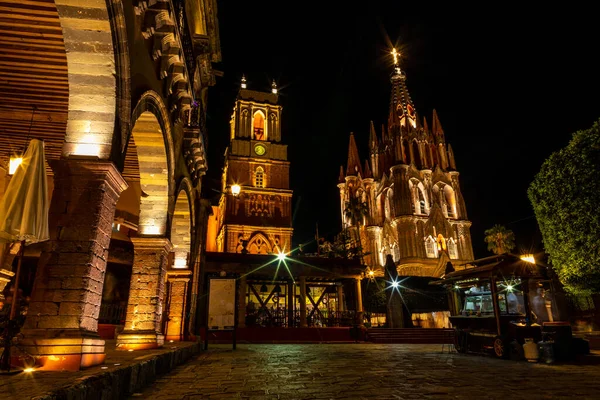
255;166;264;188
448;238;458;259
425;236;437;258
253;112;265;140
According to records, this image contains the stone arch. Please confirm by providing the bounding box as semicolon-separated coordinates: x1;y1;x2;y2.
171;184;193;268
247;232;272;254
57;0;129;159
126;92;175;236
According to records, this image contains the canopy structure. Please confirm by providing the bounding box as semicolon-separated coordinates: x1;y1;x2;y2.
0;139;50;371
0;138;49;245
430;253;548;287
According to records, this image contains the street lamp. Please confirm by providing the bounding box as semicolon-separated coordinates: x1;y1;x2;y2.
230;184;241;197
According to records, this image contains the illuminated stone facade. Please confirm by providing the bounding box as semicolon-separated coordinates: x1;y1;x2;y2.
0;0;221;370
213;84;293;254
338;56;475;278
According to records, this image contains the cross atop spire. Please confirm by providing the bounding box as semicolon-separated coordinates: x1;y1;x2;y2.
241;74;247;89
388;47;416;130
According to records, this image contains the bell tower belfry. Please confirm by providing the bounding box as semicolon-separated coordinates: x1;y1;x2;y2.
216;77;293;254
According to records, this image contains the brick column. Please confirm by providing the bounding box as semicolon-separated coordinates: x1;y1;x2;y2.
20;158;127;371
117;237;172;350
299;276;307;328
164;270;191;342
237;275;246;328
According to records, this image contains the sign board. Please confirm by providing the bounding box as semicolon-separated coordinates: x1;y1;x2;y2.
207;278;236;330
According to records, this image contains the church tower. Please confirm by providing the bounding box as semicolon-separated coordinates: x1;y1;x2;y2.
338;50;474;277
215;77;293;254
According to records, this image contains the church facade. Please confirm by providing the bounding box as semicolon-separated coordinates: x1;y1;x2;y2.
338;51;475;278
209;80;294;254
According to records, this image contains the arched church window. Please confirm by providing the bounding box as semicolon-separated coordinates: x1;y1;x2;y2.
447;238;458;259
253;111;265;140
418;187;426;214
255;166;265;188
425;236;437;258
443;185;456;218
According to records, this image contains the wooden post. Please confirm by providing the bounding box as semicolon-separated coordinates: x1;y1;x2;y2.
490;278;502;336
287;281;294;327
299;276;307;327
238;275;246;328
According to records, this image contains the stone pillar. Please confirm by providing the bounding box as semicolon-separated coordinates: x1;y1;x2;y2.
164;270;191;342
117;237;172;350
355;278;364;327
20;159;127;371
287;281;294;327
237;274;246;328
299;276;307;328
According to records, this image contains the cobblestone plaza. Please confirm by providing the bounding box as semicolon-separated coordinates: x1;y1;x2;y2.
133;344;600;399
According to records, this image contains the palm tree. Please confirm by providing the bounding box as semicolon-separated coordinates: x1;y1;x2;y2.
344;196;370;262
484;224;516;255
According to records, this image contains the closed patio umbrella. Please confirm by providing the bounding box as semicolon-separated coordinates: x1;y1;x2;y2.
0;138;49;371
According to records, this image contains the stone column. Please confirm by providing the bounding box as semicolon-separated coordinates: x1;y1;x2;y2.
117;237;172;350
355;278;364;327
237;274;246;328
20;159;127;371
164;270;191;342
299;276;307;328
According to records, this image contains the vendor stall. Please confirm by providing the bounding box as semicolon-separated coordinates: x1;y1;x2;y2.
431;253;561;358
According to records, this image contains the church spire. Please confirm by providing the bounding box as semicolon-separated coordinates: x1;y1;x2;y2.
369;121;378;152
388;48;417;131
345;132;363;176
432;109;445;142
363;159;373;179
338;165;345;183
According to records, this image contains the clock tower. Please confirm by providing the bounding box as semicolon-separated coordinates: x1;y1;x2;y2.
215;78;293;254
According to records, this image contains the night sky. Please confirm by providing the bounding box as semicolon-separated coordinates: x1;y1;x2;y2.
205;3;600;258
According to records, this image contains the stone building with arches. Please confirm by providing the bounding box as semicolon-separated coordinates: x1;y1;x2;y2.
0;0;221;370
337;53;475;279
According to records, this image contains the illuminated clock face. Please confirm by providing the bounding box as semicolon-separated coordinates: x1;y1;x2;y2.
254;144;266;156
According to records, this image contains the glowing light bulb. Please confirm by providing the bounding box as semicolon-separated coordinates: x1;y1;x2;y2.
9;156;22;175
391;280;399;288
23;368;35;373
506;285;513;291
277;252;286;261
231;184;241;196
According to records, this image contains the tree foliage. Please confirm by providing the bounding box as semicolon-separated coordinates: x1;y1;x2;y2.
528;119;600;295
484;224;516;255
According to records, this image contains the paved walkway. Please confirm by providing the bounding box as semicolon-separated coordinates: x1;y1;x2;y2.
0;340;198;399
132;344;600;400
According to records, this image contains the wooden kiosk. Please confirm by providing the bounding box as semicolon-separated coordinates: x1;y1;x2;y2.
431;253;558;358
